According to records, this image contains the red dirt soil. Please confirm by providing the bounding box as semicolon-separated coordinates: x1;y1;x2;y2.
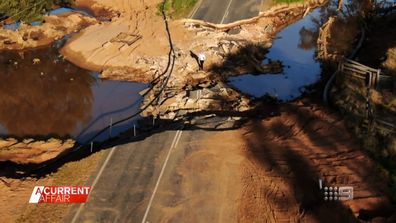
237;100;394;222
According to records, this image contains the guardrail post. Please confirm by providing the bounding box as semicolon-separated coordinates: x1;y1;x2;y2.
133;124;136;137
153;116;155;126
90;142;93;153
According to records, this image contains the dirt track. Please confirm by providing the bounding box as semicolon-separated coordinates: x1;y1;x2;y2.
237;101;393;222
2;100;394;222
134;100;394;222
161;101;393;222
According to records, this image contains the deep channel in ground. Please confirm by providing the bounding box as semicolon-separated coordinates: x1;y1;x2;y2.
0;38;148;143
228;1;338;101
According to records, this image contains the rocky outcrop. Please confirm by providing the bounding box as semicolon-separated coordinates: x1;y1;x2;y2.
0;138;75;164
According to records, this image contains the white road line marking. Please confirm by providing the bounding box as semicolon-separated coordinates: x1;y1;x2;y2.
71;146;117;223
189;0;203;19
220;0;234;24
141;130;183;223
174;130;183;147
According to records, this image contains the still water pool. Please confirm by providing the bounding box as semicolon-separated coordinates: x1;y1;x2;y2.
0;39;147;143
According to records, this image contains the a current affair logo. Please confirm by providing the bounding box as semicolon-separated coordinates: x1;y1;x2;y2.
29;186;91;204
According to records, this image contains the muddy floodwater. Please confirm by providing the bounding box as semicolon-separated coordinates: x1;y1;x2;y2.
229;2;337;101
0;39;147;143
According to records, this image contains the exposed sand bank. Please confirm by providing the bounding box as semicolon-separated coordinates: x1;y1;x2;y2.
0;138;75;164
0;13;97;50
61;0;328;82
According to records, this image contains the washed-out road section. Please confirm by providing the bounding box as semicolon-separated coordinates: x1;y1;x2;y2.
65;1;262;222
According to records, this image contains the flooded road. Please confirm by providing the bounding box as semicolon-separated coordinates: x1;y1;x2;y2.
229;1;337;101
0;39;147;143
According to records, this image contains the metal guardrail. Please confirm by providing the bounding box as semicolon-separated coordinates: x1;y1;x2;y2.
375;119;396;133
339;58;395;91
338;59;396;133
339;58;381;88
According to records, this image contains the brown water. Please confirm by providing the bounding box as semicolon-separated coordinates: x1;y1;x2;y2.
0;39;147;142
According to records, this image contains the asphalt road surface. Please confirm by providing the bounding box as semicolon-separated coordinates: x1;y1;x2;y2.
66;130;194;222
191;0;262;24
65;1;262;222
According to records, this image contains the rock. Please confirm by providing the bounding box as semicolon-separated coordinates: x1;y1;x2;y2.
198;81;212;88
163;112;177;120
264;42;272;48
184;98;198;109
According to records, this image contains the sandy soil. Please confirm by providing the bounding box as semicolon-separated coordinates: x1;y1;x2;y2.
0;13;97;50
153;101;395;222
61;0;327;81
0;138;75;164
61;0;177;73
2;101;393;222
151;130;246;223
237;101;393;222
0;150;105;223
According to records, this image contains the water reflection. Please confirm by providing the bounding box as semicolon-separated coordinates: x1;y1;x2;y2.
0;44;94;137
0;40;147;142
228;1;340;101
298;27;317;50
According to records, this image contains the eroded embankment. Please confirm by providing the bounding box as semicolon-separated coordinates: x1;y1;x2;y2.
0;0;328;164
0;13;97;50
321;9;396;205
115;0;329;122
0;138;75;164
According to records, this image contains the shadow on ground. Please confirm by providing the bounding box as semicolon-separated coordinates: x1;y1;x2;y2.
239;100;396;222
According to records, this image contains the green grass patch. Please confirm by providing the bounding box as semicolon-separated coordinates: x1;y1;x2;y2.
0;0;74;23
158;0;198;19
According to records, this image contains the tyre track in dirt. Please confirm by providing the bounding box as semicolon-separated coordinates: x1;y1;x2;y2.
238;100;393;222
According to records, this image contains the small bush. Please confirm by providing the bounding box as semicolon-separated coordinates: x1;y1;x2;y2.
157;0;197;18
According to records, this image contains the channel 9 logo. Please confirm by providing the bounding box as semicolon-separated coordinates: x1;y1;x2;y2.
319;179;353;201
